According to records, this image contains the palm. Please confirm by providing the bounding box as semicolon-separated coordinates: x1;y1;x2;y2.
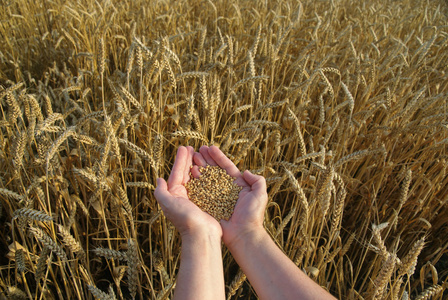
154;146;222;237
193;146;268;244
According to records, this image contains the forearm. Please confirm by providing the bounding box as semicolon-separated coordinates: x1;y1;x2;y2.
174;232;225;300
227;229;336;300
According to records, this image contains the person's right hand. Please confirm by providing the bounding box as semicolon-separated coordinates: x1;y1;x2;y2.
154;146;222;240
192;146;269;248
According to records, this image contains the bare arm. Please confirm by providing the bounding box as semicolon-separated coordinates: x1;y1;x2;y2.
225;218;336;300
173;227;224;300
154;146;225;300
194;146;336;300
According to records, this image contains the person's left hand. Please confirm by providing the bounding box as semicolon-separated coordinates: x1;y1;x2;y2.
154;146;222;239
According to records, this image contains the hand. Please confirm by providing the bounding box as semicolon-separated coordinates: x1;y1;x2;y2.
154;146;222;239
192;146;268;248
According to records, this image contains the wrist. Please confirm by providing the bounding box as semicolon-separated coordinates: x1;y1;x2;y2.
180;226;222;243
224;225;267;251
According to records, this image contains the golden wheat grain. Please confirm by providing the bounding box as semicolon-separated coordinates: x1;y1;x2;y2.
226;269;246;300
197;26;207;64
156;283;175;300
34;246;50;282
397;169;412;213
87;284;116;300
70;194;89;217
13;208;53;223
275;207;296;238
372;253;396;300
94;247;128;261
233;128;261;164
119;138;157;171
45;126;76;171
284;168;309;214
339;233;355;257
12;131;27;172
330;184;346;235
415;284;443;300
185;165;242;221
29;226;67;261
98;37;106;76
15;248;25;273
153;250;170;284
5;91;22;123
0;188;24;201
314;165;334;217
398;236;425;276
6;286;27;299
286;107;307;156
116;185;132;217
229;75;269;95
126;239;139;299
125;182;155;189
57;224;85;259
171;130;208;142
372;223;389;258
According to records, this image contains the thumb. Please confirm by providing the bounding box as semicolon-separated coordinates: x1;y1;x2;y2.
243;170;266;191
154;178;169;203
220;219;229;228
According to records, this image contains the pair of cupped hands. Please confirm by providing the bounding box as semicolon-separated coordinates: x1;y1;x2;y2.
154;146;268;246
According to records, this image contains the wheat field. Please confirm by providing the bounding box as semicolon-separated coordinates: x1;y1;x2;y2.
0;0;447;299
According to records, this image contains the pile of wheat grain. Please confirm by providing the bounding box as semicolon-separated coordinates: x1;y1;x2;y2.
0;0;447;299
185;165;242;221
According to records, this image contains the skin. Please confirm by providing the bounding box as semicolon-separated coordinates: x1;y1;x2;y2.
193;145;337;300
155;145;336;300
154;146;225;300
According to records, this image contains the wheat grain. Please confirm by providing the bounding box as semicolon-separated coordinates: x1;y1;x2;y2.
45;126;76;172
185;165;242;221
398;236;425;276
287;107;307;156
57;224;85;259
314;165;334;217
15;248;25;274
35;246;50;282
13;208;53;223
153;250;170;284
94;247;128;261
397;169;412;213
372;253;396;300
126;239;139;299
227;269;246;300
6;286;27;299
119;138;157;171
275;207;296;238
171;130;208;143
0;188;24;201
87;285;116;300
284;168;309;215
29;226;67;261
98;37;106;76
415;284;443;300
5;91;22;123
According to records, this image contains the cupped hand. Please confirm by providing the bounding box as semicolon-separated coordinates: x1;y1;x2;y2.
192;146;268;248
154;146;222;239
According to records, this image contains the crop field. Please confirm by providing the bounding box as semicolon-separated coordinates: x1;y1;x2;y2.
0;0;448;299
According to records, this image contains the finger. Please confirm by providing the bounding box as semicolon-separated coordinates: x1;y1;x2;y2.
167;146;187;188
190;165;202;178
193;152;207;167
243;170;267;191
154;178;170;205
199;145;218;166
209;146;241;178
181;146;194;184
